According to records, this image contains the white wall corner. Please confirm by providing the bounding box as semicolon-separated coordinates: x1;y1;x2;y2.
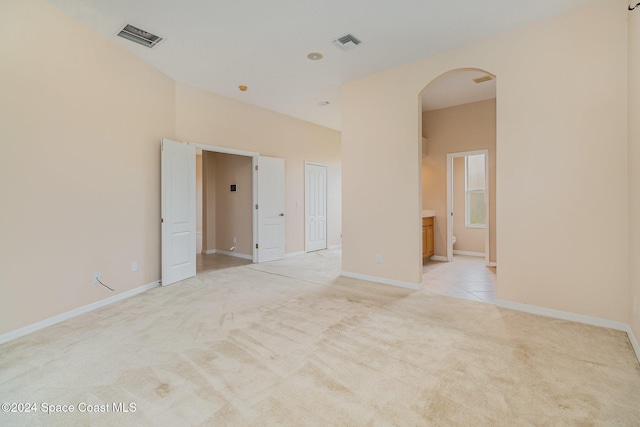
626;325;640;365
341;271;423;291
0;280;160;345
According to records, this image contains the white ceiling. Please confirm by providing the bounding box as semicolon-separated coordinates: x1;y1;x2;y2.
45;0;597;130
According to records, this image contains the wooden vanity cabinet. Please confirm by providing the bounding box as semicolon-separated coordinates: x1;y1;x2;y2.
422;217;434;260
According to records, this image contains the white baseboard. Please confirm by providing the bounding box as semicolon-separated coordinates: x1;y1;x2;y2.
626;325;640;365
328;244;342;250
488;262;497;267
430;256;448;262
494;299;640;364
214;249;253;260
204;249;216;255
0;280;160;345
341;271;422;291
494;299;629;331
453;250;485;257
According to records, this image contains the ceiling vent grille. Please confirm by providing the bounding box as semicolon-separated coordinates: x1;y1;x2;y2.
473;75;494;84
333;34;361;50
117;24;163;48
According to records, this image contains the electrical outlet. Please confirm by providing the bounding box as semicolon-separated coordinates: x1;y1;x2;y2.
375;254;382;264
131;261;138;272
92;271;100;285
233;236;237;245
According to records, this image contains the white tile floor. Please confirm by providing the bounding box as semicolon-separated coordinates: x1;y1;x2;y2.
422;255;496;303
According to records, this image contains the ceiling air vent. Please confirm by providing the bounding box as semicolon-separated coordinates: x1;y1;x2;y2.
333;34;361;50
473;75;494;84
117;24;163;48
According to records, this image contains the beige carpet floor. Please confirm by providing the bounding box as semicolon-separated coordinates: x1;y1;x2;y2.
1;250;639;426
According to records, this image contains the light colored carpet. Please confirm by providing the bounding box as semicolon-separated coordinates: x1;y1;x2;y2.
1;250;639;426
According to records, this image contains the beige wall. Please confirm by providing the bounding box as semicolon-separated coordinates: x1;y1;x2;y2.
343;0;629;322
452;157;485;254
213;153;253;256
629;9;640;341
0;0;176;334
175;82;342;255
422;99;496;260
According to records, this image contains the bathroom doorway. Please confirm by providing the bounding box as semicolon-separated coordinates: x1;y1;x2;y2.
447;150;490;266
420;68;497;269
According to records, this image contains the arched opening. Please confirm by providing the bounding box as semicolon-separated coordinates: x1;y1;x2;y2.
419;68;497;303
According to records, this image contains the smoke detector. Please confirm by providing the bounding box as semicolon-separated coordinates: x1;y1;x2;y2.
333;34;362;50
117;24;163;48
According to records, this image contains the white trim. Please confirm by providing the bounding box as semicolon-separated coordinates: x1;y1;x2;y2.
190;142;258;158
285;251;306;259
453;250;485;257
430;256;448;262
214;249;253;260
488;262;497;267
341;271;423;291
494;299;629;331
204;249;216;255
328;244;343;250
626;325;640;365
0;281;160;345
252;155;258;263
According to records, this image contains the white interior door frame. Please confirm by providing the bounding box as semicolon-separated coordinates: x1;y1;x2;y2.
446;149;490;266
191;142;259;262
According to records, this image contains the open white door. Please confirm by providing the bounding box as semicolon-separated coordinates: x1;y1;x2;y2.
257;156;285;262
161;139;196;286
305;162;327;252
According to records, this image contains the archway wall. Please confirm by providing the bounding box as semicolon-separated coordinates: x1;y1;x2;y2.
341;0;629;322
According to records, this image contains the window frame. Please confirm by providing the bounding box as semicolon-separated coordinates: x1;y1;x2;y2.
465;154;486;229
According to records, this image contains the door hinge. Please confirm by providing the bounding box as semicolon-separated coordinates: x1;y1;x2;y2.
256;243;259;249
255;204;258;209
255;165;258;171
161;218;164;223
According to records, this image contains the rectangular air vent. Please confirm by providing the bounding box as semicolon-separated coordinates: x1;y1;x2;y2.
473;75;494;84
117;24;163;48
333;34;361;50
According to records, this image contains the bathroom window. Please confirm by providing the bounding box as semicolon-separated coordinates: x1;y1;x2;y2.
465;154;486;228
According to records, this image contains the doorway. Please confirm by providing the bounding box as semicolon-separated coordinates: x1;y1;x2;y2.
161;139;286;286
447;150;490;266
419;68;497;289
199;150;255;273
